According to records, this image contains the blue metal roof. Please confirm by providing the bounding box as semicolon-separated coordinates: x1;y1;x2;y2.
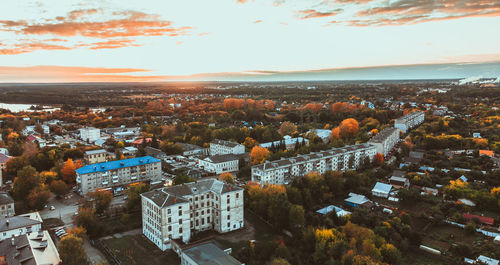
76;156;160;175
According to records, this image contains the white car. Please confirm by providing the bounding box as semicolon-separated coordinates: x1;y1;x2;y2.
50;206;55;211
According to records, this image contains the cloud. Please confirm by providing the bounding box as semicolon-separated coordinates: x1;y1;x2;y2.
0;8;191;54
298;9;341;19
352;0;500;26
0;65;165;82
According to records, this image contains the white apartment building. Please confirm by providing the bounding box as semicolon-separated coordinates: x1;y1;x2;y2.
251;143;377;186
0;213;42;240
84;149;109;164
197;154;239;174
75;156;162;195
79;127;100;142
0;193;15;218
368;127;400;156
394;111;425;133
210;140;245;156
141;178;244;251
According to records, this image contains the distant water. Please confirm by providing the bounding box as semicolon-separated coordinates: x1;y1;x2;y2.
0;103;60;112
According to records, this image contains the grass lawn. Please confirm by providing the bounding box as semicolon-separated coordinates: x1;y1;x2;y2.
103;235;179;265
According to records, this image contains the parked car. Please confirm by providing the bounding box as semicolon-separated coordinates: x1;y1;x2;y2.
50;206;55;210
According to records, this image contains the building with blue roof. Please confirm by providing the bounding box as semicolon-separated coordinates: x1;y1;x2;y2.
76;156;162;195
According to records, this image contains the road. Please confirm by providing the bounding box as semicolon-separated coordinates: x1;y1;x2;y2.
39;193;108;265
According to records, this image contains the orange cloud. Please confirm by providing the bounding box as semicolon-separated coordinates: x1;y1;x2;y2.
0;8;191;54
298;9;340;19
0;65;165;82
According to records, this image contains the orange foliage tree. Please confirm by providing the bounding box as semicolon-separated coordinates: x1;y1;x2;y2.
61;159;76;184
279;121;297;136
243;137;258;149
219;172;235;184
330;127;341;139
374;153;384;166
339;118;359;138
250;146;270;165
304;103;323;112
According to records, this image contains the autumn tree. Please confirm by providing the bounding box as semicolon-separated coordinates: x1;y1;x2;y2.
243;137;258;149
219;172;235;184
250;146;270;165
58;234;89;265
330;127;341;140
50;180;71;198
75;207;101;237
289;204;305;232
278;121;297;136
267;258;291;265
61;159;76;183
87;190;113;215
304;103;323;112
339;118;359;138
374;153;384;166
27;186;51;210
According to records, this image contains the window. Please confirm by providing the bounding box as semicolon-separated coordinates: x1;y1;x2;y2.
227;215;230;220
179;228;183;233
178;210;182;216
196;212;199;217
201;195;204;200
168;226;172;232
196;220;199;226
236;193;239;199
202;219;205;225
227;222;230;228
179;219;182;224
227;206;230;211
167;209;171;214
168;217;171;223
207;209;210;214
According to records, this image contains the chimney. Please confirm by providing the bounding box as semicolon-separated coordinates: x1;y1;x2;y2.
11;237;15;246
5;220;9;227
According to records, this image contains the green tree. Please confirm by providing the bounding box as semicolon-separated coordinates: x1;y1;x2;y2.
127;183;149;211
12;166;41;201
58;234;89;265
289;204;305;232
27;186;51;210
173;175;194;185
75;207;101;237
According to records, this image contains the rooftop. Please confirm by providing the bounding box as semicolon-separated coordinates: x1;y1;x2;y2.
76;156;160;175
84;149;106;155
211;139;241;148
0;192;14;205
202;154;239;164
368;127;399;143
182;242;242;265
0;216;41;232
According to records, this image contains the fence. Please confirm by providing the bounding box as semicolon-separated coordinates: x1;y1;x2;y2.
91;239;122;265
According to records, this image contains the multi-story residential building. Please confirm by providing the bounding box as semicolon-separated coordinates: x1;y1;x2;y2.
84;149;109;164
197;154;239;174
251;143;376;186
368;127;400;156
0;193;15;218
79;127;100;142
0;212;42;240
141;178;244;251
75;156;162;195
0;230;61;265
394;111;424;133
210;140;245;156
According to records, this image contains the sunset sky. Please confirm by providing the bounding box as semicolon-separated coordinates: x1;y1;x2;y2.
1;0;500;82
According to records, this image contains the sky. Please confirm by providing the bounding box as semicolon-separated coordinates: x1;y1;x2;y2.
0;0;499;82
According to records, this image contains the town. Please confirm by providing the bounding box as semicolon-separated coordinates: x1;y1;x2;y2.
0;81;498;265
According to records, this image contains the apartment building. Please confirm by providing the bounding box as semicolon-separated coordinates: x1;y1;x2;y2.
84;149;110;164
0;212;42;240
79;127;100;142
368;127;400;156
141;178;244;251
394;111;425;133
0;230;61;265
0;193;15;218
197;154;239;174
75;156;162;195
210;140;245;156
260;136;309;150
251;143;376;186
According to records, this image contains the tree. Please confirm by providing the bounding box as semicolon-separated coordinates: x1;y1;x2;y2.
75;207;100;237
243;137;258;149
330;127;341;140
374;153;384;166
278;122;297;136
173;175;194;185
27;186;51;210
219;172;235;184
58;234;89;265
339;118;359;138
250;146;270;165
88;190;113;215
127;183;149;211
380;243;402;264
50;180;70;198
12;166;41;201
61;159;76;183
5;156;29;177
267;258;291;265
289;204;305;232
